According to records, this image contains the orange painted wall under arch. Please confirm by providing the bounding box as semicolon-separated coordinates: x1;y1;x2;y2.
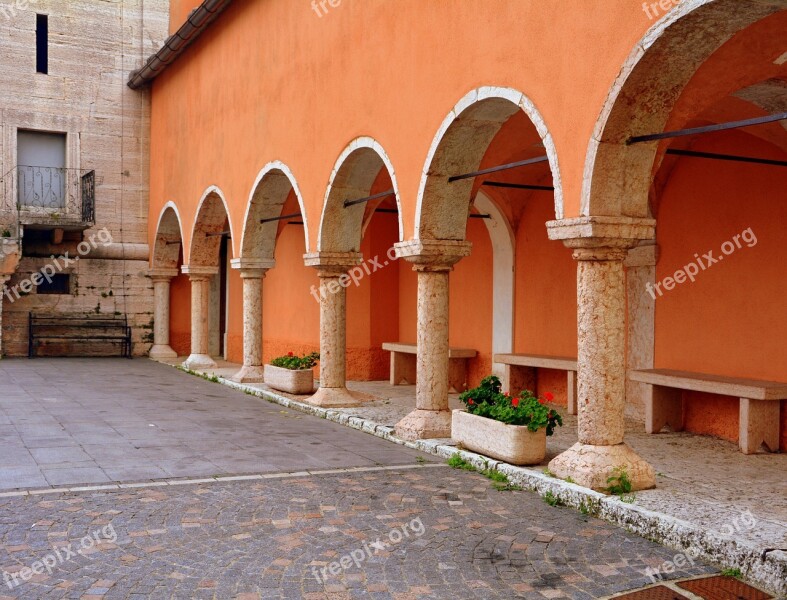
654;130;787;451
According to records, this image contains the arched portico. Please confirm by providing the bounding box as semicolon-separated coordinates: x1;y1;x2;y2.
182;187;233;370
546;0;787;491
305;138;401;407
396;86;562;440
149;202;184;359
231;162;309;383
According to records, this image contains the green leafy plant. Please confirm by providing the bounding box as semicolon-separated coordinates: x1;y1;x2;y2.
721;568;742;579
447;454;476;471
459;375;562;435
544;490;564;507
1;229;11;238
270;351;320;370
605;466;633;496
415;456;426;464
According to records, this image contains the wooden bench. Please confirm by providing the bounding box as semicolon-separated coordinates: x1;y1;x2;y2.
382;342;477;392
494;354;578;414
29;312;132;358
629;369;787;454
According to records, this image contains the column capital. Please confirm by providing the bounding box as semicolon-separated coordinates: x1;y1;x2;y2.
394;239;471;271
303;251;363;277
547;216;655;249
181;265;219;280
230;258;276;272
149;268;179;282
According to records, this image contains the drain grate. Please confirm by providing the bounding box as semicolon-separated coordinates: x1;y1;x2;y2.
613;586;690;600
678;575;772;600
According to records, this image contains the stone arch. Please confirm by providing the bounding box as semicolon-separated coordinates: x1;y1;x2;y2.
189;186;234;266
239;161;310;260
582;0;786;217
415;86;563;241
317;137;402;253
152;201;184;270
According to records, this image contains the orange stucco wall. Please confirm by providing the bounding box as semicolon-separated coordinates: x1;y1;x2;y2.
654;130;787;450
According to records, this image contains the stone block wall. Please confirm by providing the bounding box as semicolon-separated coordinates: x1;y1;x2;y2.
0;0;169;356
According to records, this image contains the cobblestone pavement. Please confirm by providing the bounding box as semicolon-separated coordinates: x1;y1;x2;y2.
0;467;715;599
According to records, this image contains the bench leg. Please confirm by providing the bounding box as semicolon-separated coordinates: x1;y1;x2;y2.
739;398;780;454
503;365;537;395
567;371;577;416
645;384;684;433
447;359;468;393
390;352;417;386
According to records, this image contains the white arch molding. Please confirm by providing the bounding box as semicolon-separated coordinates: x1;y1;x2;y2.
475;190;515;378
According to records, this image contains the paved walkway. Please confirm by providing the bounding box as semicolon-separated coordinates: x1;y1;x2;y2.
0;465;717;599
0;359;436;490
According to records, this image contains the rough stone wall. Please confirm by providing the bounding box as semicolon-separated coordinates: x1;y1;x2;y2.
0;0;169;356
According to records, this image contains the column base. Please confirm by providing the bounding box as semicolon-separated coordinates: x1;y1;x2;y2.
304;386;372;408
395;409;451;441
548;442;656;492
183;354;217;370
230;365;265;383
149;344;178;360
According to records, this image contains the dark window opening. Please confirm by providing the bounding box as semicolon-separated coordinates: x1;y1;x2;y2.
36;14;48;74
37;273;69;295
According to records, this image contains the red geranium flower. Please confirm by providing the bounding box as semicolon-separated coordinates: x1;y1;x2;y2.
544;392;554;402
467;398;474;405
504;391;510;397
511;397;519;407
288;351;294;357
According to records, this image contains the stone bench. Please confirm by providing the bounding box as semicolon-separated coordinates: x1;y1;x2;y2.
494;353;578;415
629;368;787;454
382;342;477;392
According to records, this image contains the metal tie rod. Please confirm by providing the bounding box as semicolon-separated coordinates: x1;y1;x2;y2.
482;181;555;191
373;207;489;218
261;212;301;224
627;112;787;145
448;156;549;183
343;189;395;208
666;148;787;168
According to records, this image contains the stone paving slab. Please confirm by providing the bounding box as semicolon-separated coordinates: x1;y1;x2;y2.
0;467;718;599
0;359;438;491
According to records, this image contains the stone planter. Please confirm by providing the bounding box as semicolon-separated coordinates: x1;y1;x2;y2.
451;409;546;465
263;364;315;395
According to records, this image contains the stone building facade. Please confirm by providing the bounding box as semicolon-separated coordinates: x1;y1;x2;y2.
0;0;169;356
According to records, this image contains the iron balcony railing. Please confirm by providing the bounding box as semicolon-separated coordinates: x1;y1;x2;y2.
0;166;96;233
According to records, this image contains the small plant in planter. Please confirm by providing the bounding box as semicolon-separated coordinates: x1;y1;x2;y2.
451;375;563;465
264;351;320;395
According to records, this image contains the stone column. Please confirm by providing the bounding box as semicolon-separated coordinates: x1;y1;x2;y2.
304;251;366;408
0;275;10;358
393;240;471;440
181;265;219;370
148;268;179;359
546;217;656;492
230;258;275;383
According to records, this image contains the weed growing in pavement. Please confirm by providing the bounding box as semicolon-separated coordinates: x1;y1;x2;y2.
605;466;633;496
721;568;742;579
447;454;521;491
544;490;564;507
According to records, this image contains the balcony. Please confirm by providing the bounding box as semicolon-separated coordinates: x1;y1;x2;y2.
1;166;96;233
